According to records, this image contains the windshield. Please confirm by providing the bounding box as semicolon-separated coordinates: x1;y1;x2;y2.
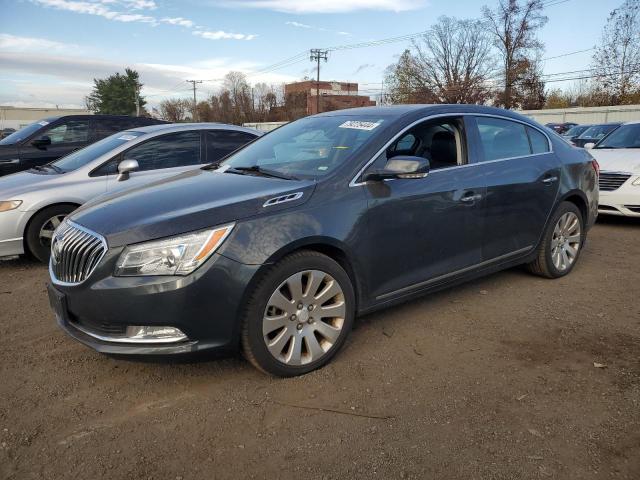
219;116;384;179
595;124;640;149
578;124;619;140
0;118;56;145
52;131;144;172
564;125;588;137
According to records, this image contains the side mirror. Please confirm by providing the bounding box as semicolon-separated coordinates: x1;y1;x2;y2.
117;159;139;181
363;156;430;182
583;143;595;150
32;135;51;149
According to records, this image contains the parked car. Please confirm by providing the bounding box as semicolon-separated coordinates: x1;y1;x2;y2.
572;122;622;148
545;122;578;134
46;105;598;377
0;123;260;261
0;115;168;177
561;124;592;145
586;120;640;217
0;128;16;139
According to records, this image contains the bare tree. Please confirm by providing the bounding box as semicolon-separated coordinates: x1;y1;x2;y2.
158;98;191;122
412;17;496;104
384;17;495;105
592;0;640;105
482;0;547;109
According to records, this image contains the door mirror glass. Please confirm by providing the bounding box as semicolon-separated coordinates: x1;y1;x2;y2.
32;135;51;149
117;159;139;182
363;156;430;182
583;142;595;149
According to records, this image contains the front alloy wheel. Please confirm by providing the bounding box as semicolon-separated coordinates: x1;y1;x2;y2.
241;251;355;377
263;270;346;366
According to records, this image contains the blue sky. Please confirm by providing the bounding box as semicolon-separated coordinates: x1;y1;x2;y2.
0;0;622;109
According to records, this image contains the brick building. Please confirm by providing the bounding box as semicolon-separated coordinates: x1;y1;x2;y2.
284;80;376;115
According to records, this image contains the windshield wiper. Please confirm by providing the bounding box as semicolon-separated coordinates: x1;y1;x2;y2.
226;165;298;180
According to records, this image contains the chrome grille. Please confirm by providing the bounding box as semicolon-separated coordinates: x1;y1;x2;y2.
599;172;631;191
50;221;107;284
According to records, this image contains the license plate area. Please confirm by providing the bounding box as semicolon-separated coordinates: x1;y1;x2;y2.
47;283;68;322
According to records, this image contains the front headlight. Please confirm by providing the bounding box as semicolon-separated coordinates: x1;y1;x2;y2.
0;200;22;212
115;224;234;276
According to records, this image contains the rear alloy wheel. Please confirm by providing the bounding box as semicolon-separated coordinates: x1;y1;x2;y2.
550;211;581;272
25;205;76;263
527;201;584;278
241;251;355;376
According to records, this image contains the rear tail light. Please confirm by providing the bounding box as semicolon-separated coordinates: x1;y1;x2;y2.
591;159;600;177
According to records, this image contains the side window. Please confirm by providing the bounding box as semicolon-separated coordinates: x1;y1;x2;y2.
123;131;201;171
93;118;129;139
43;120;89;145
370;117;465;172
206;130;256;163
476;117;531;161
390;133;418;155
527;126;550;154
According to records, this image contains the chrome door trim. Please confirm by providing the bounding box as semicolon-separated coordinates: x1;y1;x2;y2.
349;112;554;187
375;245;533;301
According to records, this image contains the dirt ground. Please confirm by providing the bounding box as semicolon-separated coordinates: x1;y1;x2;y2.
0;217;639;480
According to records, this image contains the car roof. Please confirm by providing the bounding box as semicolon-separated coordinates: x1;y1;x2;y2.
125;122;262;135
314;104;537;123
622;119;640;125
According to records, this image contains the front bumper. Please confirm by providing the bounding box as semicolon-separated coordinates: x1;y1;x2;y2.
599;179;640;217
49;250;261;355
0;208;29;256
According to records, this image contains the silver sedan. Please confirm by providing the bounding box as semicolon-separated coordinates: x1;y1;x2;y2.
0;123;260;261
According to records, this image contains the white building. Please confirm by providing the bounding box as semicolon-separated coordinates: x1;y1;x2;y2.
0;106;92;130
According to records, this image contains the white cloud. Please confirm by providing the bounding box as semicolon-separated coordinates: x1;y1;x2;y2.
161;17;195;28
285;21;312;28
193;30;257;41
284;20;351;36
0;33;79;52
0;50;295;107
30;1;254;41
220;0;426;13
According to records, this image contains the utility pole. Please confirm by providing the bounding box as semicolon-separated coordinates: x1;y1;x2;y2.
309;49;328;114
186;80;203;121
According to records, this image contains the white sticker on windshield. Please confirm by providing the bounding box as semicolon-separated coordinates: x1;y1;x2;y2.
117;134;137;141
338;120;381;131
38;120;49;126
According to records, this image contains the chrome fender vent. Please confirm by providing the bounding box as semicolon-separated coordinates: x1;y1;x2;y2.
263;192;303;207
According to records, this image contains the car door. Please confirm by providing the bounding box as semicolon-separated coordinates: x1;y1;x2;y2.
361;116;487;301
103;130;204;193
19;118;90;169
204;129;258;163
470;116;561;260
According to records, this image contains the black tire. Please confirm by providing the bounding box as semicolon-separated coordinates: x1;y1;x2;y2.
25;204;76;263
527;201;585;279
241;251;355;377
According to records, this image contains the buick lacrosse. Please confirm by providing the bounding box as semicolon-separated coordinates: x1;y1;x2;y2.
47;105;598;376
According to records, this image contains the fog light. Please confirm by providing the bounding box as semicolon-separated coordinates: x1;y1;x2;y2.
124;326;187;343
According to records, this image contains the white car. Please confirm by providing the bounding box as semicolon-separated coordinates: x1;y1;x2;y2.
586;120;640;217
0;123;260;261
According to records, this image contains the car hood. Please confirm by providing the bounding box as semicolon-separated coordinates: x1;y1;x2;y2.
0;169;62;198
589;149;640;173
70;168;316;247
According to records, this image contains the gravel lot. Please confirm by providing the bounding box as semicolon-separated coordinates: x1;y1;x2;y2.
1;217;639;480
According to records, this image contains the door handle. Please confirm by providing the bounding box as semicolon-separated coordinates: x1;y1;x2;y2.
0;159;20;164
542;176;558;184
461;193;482;203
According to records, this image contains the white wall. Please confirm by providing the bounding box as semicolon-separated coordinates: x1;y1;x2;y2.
518;104;640;124
0;106;92;129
